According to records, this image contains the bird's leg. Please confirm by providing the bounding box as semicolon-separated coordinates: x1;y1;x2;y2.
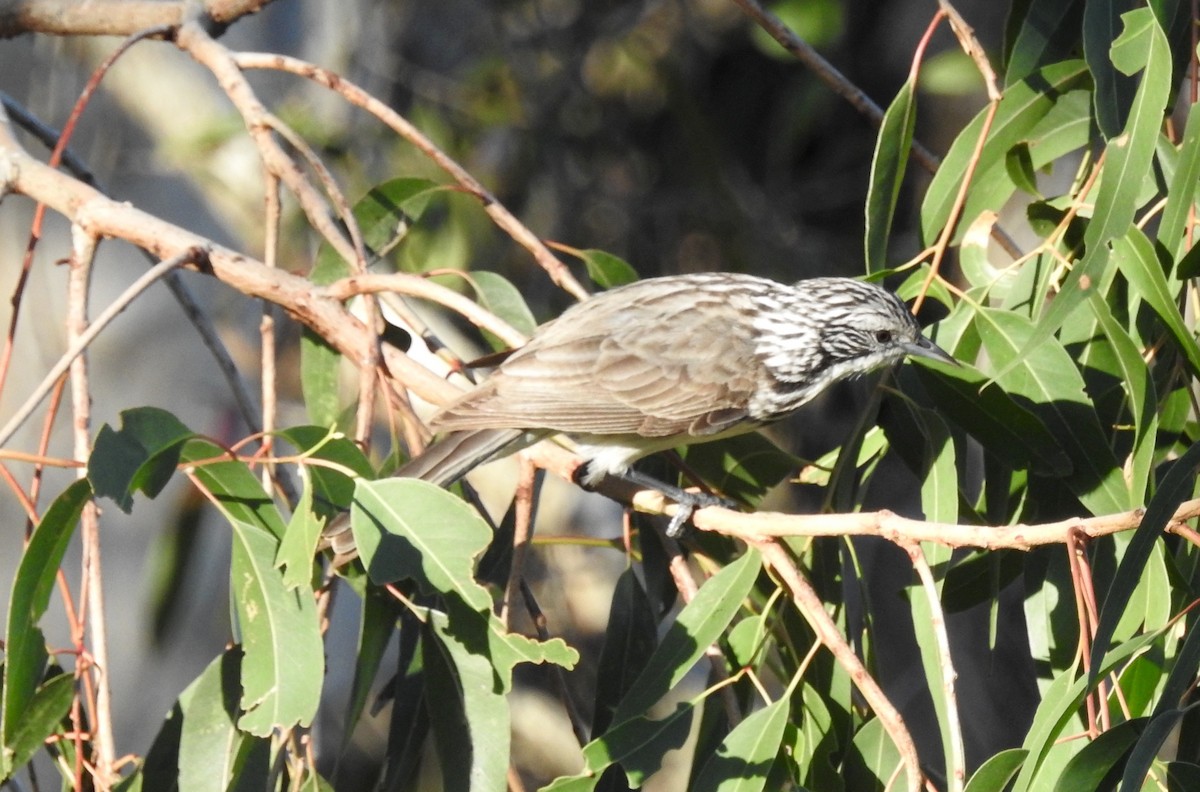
614;468;739;538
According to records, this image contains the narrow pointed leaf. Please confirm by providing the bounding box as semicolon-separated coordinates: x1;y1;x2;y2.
1088;440;1200;688
613;548;759;724
1015;9;1170;371
1112;227;1200;378
865;79;917;272
975;309;1127;514
2;478;90;772
1158;100;1200;257
692;697;789;792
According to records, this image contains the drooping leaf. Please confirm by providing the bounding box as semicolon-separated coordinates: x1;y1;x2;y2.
351;478;493;611
182;440;324;736
691;697;789;792
920;60;1090;245
1088;440;1200;688
964;748;1029;792
592;568;658;736
1157;100;1200;258
1006;0;1084;86
681;432;802;507
1084;0;1140;139
1;478;90;775
3;672;73;779
612;548;760;725
1017;9;1171;371
865;78;917;272
911;362;1072;477
1051;718;1144;791
176;651;268;792
1112;227;1200;378
577;249;639;288
974;308;1128;515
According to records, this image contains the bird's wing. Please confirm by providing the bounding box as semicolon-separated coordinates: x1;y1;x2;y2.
433;283;762;438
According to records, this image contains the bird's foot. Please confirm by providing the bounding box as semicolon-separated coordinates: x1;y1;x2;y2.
615;468;738;538
664;489;737;538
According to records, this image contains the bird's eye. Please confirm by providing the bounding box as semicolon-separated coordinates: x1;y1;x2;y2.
874;329;893;344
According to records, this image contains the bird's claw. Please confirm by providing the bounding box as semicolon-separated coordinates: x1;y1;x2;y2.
664;490;738;538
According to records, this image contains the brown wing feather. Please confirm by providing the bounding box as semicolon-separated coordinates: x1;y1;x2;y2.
433;278;761;438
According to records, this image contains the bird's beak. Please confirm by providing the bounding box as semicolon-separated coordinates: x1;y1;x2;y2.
904;335;959;367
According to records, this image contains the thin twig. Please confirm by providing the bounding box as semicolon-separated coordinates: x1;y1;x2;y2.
730;0;1023;263
0;92;264;437
754;539;923;792
0;248;206;449
231;52;591;302
321;272;528;349
261;173;281;492
67;224;115;790
502;456;538;627
903;541;964;792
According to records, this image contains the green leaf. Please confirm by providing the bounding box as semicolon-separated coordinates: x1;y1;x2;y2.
1084;0;1140;139
467;270;538;349
691;697;789;792
426;596;580;792
301;249;354;428
4;672;73;777
975;308;1128;515
1052;718;1144;791
351;478;493;611
341;586;400;753
300;330;343;428
182;440;324;736
613;548;760;724
424;603;509;792
578;249;639;288
1153;611;1200;717
681;432;802;507
274;425;375;515
1018;9;1171;371
865;78;917;272
912;364;1072;477
1088;440;1200;688
1157;100;1200;258
176;651;268;792
1085;289;1157;500
920;60;1090;245
1113;227;1200;379
2;478;90;775
89;406;193;512
844;716;903;790
353;177;441;258
579;701;696;786
275;468;323;589
592;568;658;735
1006;0;1083;85
965;748;1028;792
1013;628;1163;791
1121;709;1191;791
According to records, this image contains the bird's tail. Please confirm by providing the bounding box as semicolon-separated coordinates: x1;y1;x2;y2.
393;428;526;486
320;428;526;559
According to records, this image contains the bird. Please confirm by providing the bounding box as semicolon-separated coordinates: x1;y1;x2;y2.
326;272;955;554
